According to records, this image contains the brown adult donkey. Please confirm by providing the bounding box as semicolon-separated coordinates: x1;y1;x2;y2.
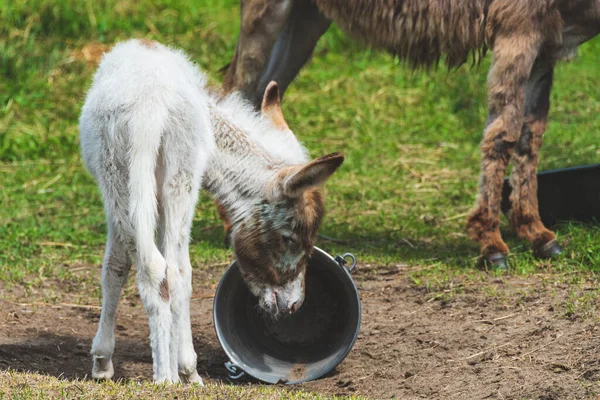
222;0;600;269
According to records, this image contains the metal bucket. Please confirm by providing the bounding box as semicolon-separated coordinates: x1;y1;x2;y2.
213;247;361;384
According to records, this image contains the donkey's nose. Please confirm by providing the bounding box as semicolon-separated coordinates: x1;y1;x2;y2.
289;300;302;314
274;291;303;314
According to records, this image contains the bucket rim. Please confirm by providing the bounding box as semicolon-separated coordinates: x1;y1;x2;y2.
212;246;362;384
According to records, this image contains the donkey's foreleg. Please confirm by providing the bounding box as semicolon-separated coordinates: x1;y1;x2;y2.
509;59;561;258
156;120;208;384
252;0;331;107
467;35;543;269
91;223;132;380
223;0;294;99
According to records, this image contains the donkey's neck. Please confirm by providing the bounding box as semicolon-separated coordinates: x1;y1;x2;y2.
203;107;282;223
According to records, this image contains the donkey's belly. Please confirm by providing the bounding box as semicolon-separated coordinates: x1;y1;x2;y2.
555;0;600;59
555;23;600;60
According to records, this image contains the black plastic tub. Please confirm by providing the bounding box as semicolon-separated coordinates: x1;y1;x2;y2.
502;163;600;226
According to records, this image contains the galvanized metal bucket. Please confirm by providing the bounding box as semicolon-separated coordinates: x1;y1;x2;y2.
213;247;361;384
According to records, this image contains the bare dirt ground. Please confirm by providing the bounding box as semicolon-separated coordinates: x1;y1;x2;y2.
1;263;600;399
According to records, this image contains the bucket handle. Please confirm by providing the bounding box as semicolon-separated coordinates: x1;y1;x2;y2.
335;253;357;273
224;360;245;380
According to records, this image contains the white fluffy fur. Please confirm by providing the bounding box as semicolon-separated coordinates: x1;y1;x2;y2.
214;92;308;165
79;39;311;383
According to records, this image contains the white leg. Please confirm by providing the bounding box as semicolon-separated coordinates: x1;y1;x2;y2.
156;131;206;385
156;209;182;381
91;224;132;380
159;193;202;385
167;266;183;381
136;246;177;382
176;250;202;384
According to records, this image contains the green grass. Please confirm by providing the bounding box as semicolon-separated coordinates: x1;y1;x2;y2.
1;0;599;279
2;0;599;286
1;0;599;395
0;370;357;399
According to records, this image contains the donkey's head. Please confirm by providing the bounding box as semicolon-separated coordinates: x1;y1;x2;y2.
229;82;344;317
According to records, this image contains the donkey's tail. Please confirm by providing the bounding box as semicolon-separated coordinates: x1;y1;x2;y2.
127;102;167;264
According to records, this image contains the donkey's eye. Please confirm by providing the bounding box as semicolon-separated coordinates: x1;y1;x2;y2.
282;235;296;245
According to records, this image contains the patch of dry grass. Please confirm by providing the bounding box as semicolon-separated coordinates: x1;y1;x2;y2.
0;370;358;399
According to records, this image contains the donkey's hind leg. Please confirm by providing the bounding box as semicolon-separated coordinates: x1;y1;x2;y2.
157;184;202;384
509;58;562;258
91;221;132;380
467;34;544;269
156;121;209;384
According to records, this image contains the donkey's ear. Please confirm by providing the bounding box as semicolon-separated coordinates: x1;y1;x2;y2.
283;152;344;198
261;81;288;130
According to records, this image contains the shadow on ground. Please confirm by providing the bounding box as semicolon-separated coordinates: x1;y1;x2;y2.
0;332;228;382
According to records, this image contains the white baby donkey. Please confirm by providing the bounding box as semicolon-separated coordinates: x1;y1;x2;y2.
79;39;344;383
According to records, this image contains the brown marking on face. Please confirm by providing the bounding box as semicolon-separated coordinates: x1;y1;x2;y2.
233;188;325;290
234;217;282;287
159;278;170;302
139;38;158;49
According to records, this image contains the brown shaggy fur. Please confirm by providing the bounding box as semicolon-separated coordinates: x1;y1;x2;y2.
314;0;490;68
223;0;600;264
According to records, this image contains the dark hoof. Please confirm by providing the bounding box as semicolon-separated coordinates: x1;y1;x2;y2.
534;240;563;259
480;253;509;271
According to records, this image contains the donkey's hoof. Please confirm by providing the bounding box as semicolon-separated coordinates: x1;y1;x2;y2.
181;370;204;386
480;253;509;271
534;240;563;259
179;368;204;386
92;356;114;380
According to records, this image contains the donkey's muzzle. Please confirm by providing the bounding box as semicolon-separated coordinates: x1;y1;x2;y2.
213;247;361;384
273;290;303;315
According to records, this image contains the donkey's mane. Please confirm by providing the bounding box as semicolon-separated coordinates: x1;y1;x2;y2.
212;91;309;166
